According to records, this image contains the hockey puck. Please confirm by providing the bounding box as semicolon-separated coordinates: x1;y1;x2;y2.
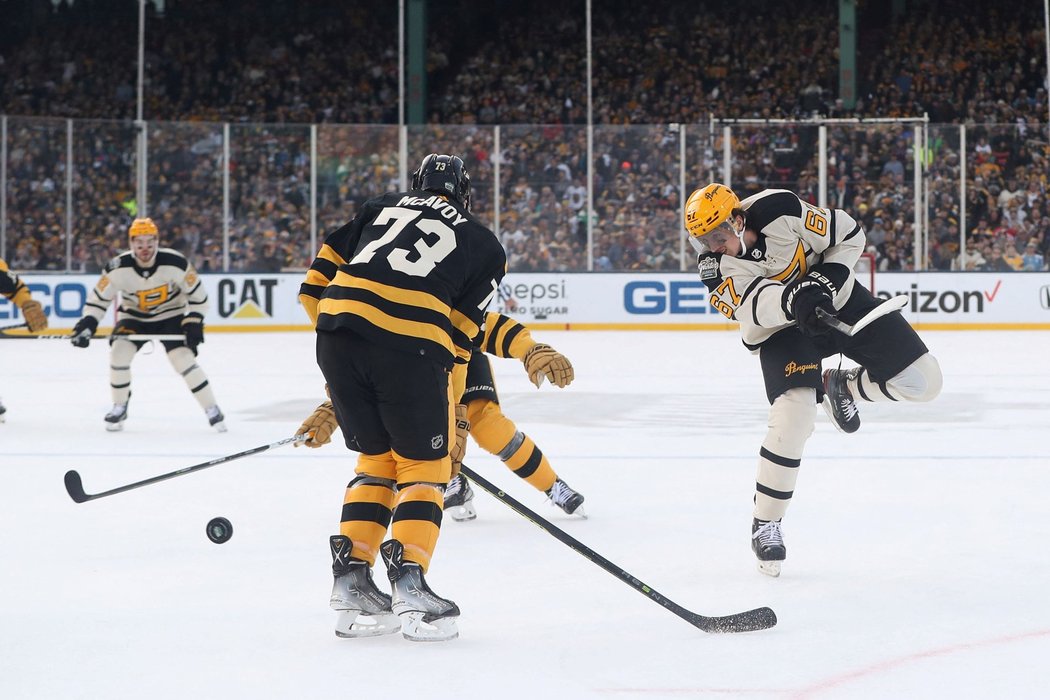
206;517;233;544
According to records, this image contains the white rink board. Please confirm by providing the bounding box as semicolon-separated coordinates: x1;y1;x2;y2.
4;271;1049;330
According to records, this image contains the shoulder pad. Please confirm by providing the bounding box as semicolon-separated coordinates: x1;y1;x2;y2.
105;255;127;272
156;249;189;269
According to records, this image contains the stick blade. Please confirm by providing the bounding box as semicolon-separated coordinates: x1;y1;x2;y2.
64;470;89;503
692;606;778;633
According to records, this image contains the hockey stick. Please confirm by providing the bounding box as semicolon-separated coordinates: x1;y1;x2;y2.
64;434;306;503
816;294;908;337
0;322;28;332
458;464;777;634
0;332;185;341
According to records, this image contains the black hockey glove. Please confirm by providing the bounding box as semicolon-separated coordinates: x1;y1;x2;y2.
181;315;204;355
70;316;98;348
785;282;836;337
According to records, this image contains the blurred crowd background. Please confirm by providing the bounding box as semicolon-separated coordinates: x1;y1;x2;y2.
1;0;1047;274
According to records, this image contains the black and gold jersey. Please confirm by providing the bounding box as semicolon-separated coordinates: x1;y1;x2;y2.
81;249;209;324
300;190;507;370
0;258;32;306
477;312;538;361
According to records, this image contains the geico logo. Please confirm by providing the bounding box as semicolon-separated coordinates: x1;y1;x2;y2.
0;282;88;319
501;280;567;304
217;278;278;318
624;281;708;314
878;284;989;313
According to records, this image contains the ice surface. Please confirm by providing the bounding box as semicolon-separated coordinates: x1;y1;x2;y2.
1;330;1048;699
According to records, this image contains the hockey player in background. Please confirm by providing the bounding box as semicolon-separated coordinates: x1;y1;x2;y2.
684;183;941;577
69;218;226;432
297;153;506;642
1;257;49;421
441;310;585;521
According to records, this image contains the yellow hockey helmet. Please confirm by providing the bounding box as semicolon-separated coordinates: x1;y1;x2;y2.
684;183;740;238
128;217;159;238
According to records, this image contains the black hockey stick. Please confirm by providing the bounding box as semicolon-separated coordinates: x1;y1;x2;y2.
64;434;306;503
816;294;908;337
1;331;185;341
458;464;777;633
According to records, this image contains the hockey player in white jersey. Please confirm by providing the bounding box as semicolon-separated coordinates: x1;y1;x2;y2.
684;183;941;577
70;217;226;432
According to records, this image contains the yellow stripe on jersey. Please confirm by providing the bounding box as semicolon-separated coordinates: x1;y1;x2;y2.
449;308;480;360
317;298;455;356
329;272;451;316
769;241;809;284
481;312;535;359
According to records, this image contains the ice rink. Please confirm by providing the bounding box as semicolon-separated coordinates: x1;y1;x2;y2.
1;327;1048;699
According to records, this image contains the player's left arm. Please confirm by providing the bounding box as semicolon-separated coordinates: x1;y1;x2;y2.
480;312;574;388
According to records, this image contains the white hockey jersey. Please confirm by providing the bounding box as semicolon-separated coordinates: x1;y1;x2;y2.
697;189;865;348
81;248;209;324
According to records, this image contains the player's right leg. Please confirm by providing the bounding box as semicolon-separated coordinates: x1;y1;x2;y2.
754;330;823;577
105;338;138;431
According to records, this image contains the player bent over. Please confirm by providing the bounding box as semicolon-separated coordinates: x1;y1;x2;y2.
443;311;585;521
69;218;226;432
1;257;49;421
684;184;941;577
297;154;506;641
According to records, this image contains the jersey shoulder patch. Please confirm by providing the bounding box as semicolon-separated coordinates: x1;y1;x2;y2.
696;253;723;289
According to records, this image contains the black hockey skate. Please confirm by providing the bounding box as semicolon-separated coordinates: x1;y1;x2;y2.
0;398;6;423
822;368;862;434
104;403;128;432
443;473;477;522
329;535;399;638
546;478;586;517
752;518;786;578
380;539;460;642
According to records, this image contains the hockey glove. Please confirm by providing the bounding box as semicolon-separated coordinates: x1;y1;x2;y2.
20;299;48;332
783;279;836;337
295;400;337;448
181;315;204;354
70;316;98;348
523;343;575;388
449;403;469;477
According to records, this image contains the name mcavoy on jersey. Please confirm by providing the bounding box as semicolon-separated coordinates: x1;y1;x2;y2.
397;195;469;226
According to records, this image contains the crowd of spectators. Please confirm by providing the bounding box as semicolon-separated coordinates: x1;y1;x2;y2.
1;0;1048;273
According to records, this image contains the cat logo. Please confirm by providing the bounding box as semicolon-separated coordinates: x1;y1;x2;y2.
1041;285;1050;310
217;278;278;318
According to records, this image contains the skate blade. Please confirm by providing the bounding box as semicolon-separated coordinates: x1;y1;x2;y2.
105;422;124;432
757;560;782;577
398;612;459;642
449;503;477;522
212;421;228;433
333;610;400;638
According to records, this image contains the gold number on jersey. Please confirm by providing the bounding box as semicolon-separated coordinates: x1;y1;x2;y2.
803;206;829;236
709;277;740;319
134;284;170;311
350;207;456;277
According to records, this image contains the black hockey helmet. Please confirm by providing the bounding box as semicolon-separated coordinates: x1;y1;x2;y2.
411;154;471;211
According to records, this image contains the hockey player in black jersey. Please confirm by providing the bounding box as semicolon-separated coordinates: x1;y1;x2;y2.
298;153;506;641
68;218;226;432
1;257;49;421
442;311;585;522
684;183;942;577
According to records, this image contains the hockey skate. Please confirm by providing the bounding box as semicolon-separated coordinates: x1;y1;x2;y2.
0;398;6;423
752;518;786;577
329;536;399;638
443;473;477;522
822;368;862;434
205;405;227;433
380;539;459;642
547;478;586;517
104;403;128;432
